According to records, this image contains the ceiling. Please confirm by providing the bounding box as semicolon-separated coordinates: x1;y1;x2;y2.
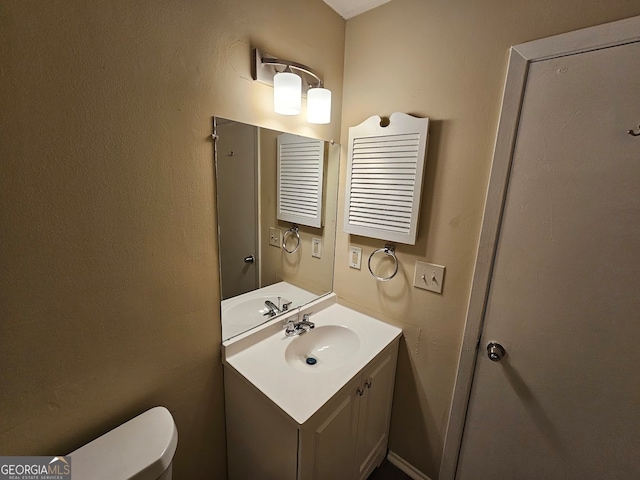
322;0;392;20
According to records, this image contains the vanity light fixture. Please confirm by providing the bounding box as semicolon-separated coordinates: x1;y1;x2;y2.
252;48;332;124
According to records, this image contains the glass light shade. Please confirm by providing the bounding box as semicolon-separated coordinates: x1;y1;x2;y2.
307;87;332;124
273;71;302;115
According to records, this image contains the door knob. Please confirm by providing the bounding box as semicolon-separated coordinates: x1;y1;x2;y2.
486;342;506;362
244;255;255;264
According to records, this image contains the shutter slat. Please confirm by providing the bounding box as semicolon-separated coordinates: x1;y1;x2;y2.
350;207;413;220
352;157;416;168
350;192;414;200
352;165;417;172
351;152;419;159
349;217;411;231
351;201;413;213
352;173;416;181
351;183;415;192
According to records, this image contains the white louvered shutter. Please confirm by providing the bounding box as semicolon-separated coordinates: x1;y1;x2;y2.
344;112;429;245
277;133;325;228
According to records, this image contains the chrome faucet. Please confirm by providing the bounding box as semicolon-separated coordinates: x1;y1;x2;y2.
264;297;293;317
284;313;315;337
264;300;280;317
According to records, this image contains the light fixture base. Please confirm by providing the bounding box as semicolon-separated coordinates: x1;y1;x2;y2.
252;48;315;97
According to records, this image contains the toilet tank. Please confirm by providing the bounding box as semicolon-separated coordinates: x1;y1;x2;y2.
69;406;178;480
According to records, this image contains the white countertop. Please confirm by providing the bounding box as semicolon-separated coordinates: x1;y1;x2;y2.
223;294;402;425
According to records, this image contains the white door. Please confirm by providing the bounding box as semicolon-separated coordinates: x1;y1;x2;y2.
216;121;258;300
456;41;640;478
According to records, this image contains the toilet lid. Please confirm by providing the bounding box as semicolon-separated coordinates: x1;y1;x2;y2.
69;406;178;480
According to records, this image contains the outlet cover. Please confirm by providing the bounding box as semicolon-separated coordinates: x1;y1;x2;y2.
413;261;445;293
312;238;322;258
269;227;281;248
349;246;362;269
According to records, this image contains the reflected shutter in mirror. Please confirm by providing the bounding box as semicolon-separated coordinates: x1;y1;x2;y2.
277;133;325;228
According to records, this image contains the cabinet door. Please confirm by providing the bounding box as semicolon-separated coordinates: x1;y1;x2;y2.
298;378;361;480
355;342;399;479
225;367;298;480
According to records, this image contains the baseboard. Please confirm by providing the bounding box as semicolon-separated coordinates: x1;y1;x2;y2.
386;451;432;480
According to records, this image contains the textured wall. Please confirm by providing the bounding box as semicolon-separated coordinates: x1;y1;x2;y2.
337;1;640;478
0;1;344;478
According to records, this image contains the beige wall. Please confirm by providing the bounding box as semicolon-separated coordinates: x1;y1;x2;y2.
259;129;339;295
337;1;640;478
0;1;343;478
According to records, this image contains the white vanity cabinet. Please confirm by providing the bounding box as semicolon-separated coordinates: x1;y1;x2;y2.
225;339;399;480
299;340;398;480
355;342;399;478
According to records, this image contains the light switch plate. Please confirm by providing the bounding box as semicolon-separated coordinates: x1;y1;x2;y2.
312;238;322;258
269;227;281;248
349;246;362;269
413;261;445;293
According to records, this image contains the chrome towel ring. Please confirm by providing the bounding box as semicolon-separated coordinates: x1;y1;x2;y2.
368;244;398;281
282;225;301;254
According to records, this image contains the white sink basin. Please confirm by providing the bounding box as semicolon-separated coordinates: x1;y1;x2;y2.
284;325;361;372
222;295;402;425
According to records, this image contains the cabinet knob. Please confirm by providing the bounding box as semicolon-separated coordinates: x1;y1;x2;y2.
357;387;364;396
365;380;372;389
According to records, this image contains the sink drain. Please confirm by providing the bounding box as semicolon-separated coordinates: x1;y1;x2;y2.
305;357;317;365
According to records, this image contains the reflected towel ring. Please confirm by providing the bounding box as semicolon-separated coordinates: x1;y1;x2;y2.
368;244;399;281
282;225;301;254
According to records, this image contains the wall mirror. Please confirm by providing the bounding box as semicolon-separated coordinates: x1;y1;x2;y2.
214;117;339;342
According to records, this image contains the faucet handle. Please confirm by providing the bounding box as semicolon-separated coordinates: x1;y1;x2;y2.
281;298;293;311
283;317;295;332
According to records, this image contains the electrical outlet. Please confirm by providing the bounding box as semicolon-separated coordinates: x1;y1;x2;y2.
349;246;362;269
269;227;281;248
413;261;445;293
311;238;322;258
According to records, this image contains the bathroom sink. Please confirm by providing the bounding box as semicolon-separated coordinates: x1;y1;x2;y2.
285;325;361;372
222;295;402;425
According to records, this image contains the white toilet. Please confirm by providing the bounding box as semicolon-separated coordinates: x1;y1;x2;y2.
69;406;178;480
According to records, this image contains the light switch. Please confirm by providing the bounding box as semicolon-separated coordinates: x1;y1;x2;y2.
312;238;322;258
349;246;362;269
269;227;281;248
413;261;445;294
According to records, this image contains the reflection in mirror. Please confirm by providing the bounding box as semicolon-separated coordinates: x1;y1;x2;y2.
215;118;339;341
